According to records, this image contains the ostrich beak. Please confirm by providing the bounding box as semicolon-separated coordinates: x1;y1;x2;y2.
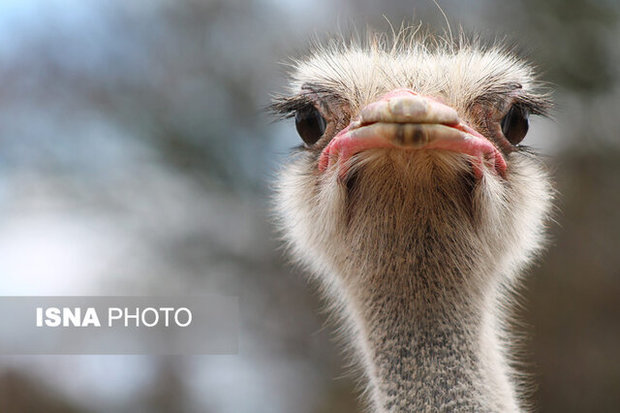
318;89;507;179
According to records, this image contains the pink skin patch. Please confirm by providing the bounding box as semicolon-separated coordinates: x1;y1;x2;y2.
318;89;507;180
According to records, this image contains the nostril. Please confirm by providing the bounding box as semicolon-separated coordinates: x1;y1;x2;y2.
393;124;429;147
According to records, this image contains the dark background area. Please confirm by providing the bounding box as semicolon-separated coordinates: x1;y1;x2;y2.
0;0;618;412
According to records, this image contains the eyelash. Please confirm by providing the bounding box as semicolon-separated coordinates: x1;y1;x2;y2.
513;97;551;117
269;97;315;119
270;84;349;119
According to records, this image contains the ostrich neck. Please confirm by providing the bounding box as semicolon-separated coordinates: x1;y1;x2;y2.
343;263;521;413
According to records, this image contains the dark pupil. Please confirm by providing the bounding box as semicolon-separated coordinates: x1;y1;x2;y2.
295;106;326;145
501;105;530;145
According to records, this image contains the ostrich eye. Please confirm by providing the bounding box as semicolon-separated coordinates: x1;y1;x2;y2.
295;106;326;145
501;105;530;145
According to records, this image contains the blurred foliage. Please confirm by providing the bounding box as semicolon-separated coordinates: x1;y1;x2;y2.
0;370;84;413
512;0;619;94
526;151;620;412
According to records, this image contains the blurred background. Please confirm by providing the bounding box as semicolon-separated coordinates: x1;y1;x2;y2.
0;0;618;412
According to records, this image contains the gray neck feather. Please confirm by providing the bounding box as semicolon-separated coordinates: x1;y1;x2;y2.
328;174;522;412
345;264;520;413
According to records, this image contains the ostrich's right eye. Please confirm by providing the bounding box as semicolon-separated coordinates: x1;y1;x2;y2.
295;106;326;145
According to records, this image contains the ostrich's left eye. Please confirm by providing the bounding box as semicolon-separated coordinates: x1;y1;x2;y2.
295;106;326;146
501;105;530;145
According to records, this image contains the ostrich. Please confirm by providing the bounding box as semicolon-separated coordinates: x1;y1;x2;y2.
271;31;553;413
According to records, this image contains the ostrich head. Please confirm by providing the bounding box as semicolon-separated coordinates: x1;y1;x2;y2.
272;32;553;413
